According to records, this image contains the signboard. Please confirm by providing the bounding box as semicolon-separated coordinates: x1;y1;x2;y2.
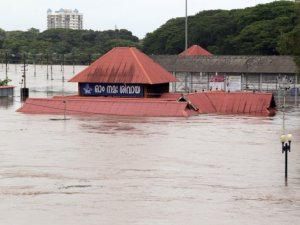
209;75;225;91
79;83;144;97
226;76;242;92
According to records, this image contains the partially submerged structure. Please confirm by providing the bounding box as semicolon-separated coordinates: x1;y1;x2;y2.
179;45;212;56
17;47;276;117
152;55;299;94
0;86;14;97
68;47;176;98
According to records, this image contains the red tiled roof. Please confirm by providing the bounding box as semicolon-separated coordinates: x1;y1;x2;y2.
184;92;275;115
17;96;197;117
17;92;276;117
179;45;212;56
0;86;15;89
69;47;177;84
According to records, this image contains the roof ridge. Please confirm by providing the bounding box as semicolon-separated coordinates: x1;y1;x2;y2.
130;48;152;84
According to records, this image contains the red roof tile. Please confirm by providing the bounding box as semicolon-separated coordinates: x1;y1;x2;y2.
183;92;275;116
17;97;197;117
179;45;212;56
17;92;276;117
0;86;15;89
69;47;177;84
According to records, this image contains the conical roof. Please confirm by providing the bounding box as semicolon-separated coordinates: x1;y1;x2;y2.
69;47;177;84
179;45;212;56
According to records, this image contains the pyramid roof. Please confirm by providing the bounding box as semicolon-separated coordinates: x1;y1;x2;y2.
69;47;177;84
179;45;212;56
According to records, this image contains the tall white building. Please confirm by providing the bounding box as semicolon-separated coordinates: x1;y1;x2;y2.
47;9;83;30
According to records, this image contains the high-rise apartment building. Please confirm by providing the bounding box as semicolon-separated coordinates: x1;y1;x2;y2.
47;9;83;30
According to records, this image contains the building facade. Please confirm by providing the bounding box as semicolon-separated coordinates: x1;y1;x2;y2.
47;9;83;30
152;55;300;104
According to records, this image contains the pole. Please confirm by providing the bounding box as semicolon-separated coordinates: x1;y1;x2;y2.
62;79;67;120
20;53;29;101
276;75;280;105
61;54;63;72
63;100;66;120
51;64;53;80
62;54;65;82
185;0;188;50
282;139;291;182
285;146;288;180
5;53;8;80
46;53;49;79
23;53;26;88
295;74;298;106
73;54;75;74
283;87;285;134
34;54;36;77
88;54;91;65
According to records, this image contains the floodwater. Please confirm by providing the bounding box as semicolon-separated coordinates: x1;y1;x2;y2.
0;64;300;225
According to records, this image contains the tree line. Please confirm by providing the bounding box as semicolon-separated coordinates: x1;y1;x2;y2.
0;28;140;64
0;1;299;65
142;1;300;56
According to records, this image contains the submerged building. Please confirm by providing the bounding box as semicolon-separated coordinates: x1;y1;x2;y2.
17;47;276;117
151;45;299;97
69;47;177;98
179;45;212;56
47;8;83;30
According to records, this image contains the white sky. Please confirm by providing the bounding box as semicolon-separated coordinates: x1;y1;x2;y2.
0;0;275;38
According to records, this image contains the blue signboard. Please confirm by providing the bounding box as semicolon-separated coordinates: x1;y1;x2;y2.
79;83;144;97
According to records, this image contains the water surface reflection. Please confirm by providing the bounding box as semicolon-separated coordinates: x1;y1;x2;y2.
0;97;14;109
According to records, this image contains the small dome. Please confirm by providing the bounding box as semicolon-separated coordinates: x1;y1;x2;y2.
47;9;52;13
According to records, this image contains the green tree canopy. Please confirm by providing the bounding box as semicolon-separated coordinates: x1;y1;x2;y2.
0;28;140;59
143;1;298;55
1;1;300;65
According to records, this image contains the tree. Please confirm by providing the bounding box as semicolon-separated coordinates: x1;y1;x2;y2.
0;28;6;48
142;1;297;55
0;28;140;64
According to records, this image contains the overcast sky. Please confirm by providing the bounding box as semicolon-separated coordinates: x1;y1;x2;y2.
0;0;274;38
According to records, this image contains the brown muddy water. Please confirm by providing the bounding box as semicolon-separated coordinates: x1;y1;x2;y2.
0;64;300;225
